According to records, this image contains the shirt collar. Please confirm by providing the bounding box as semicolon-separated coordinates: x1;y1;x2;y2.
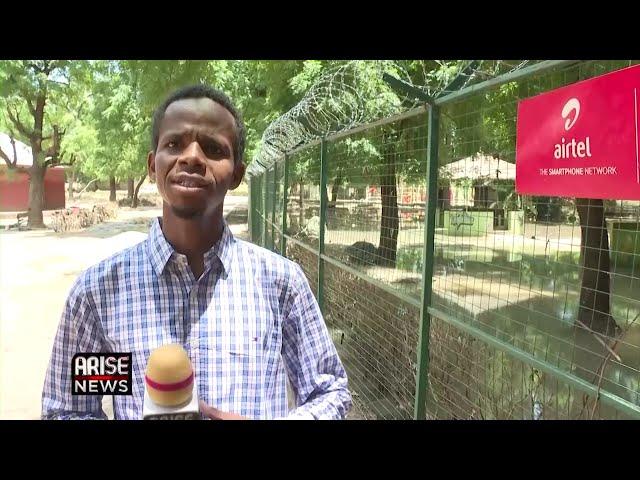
146;217;235;277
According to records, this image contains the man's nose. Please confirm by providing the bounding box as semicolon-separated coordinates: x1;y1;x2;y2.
177;141;206;173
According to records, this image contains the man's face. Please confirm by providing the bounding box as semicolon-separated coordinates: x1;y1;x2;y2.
148;97;245;220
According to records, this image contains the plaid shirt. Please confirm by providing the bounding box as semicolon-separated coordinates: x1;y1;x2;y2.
42;217;351;420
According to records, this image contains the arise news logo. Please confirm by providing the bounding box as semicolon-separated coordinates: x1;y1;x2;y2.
71;353;133;395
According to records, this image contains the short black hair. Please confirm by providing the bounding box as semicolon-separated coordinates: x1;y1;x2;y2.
151;84;246;163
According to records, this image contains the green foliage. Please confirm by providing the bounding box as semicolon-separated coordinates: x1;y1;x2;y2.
0;60;496;197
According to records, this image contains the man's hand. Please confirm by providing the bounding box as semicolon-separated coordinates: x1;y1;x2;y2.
199;401;248;420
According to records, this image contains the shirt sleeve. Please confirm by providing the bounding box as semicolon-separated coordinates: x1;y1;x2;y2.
41;276;108;420
280;263;352;420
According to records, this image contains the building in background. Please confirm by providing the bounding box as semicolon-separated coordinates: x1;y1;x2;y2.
0;132;66;212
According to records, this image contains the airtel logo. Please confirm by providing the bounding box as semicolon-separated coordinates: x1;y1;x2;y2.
561;98;580;131
554;97;592;159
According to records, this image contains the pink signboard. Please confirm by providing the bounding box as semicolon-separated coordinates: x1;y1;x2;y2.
516;64;640;200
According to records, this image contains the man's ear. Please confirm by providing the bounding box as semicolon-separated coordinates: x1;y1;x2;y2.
229;161;246;190
147;151;156;183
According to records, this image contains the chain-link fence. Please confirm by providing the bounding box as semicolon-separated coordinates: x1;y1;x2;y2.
248;60;640;419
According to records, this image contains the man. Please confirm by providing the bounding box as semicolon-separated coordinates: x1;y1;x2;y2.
42;84;352;420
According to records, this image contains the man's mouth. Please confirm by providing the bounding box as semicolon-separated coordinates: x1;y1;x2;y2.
171;175;210;189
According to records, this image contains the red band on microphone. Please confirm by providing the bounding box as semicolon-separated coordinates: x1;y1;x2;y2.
145;372;194;392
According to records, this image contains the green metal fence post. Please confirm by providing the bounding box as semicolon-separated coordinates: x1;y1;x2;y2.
318;139;328;313
414;105;439;420
250;176;259;243
247;177;253;242
272;163;277;251
262;172;267;248
281;153;289;256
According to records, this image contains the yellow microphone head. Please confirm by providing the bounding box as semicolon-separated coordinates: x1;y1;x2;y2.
144;344;194;407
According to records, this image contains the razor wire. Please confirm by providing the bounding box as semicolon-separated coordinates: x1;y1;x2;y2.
247;60;535;176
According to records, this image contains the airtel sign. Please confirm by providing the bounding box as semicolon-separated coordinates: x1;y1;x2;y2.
515;64;640;200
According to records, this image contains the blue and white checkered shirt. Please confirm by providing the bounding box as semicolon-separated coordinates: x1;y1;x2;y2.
42;217;351;420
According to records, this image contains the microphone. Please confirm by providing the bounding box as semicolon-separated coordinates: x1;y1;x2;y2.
142;343;200;420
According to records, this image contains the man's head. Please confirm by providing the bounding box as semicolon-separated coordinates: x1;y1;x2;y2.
148;85;246;220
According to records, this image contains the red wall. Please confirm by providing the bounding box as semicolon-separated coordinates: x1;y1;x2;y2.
44;168;66;210
0;167;66;212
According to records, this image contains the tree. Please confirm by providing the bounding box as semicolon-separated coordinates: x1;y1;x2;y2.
282;60;461;266
59;116;100;201
0;60;310;222
0;60;89;228
87;61;152;208
232;60;307;161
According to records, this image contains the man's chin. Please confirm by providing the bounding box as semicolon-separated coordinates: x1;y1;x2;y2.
170;204;204;220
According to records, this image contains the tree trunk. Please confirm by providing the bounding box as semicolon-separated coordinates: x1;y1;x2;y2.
326;172;342;230
575;198;619;336
109;176;117;202
27;165;46;229
331;172;342;203
298;182;304;230
323;184;332;229
536;196;562;223
378;151;399;267
132;175;146;208
68;167;75;200
127;178;134;199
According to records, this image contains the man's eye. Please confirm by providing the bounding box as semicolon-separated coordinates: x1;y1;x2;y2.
167;141;177;149
204;143;223;157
